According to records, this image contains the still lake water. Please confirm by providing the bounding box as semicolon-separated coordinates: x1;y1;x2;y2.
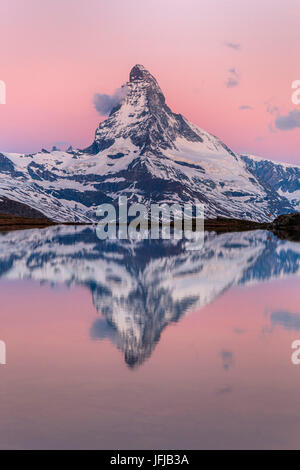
0;226;300;449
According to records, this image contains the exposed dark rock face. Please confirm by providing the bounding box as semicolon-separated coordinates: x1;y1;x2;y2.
270;213;300;241
273;213;300;228
242;154;300;213
0;196;49;219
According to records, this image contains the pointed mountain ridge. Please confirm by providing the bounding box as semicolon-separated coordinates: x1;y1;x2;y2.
92;64;207;154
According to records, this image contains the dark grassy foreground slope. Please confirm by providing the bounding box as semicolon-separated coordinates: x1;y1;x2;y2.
0;213;55;231
204;214;300;241
0;196;49;220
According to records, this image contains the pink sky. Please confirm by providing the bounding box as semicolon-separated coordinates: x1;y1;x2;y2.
0;0;300;163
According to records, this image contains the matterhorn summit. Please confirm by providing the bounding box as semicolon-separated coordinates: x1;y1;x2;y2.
0;64;294;222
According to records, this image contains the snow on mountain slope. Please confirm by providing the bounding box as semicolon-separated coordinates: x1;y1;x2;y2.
0;65;294;222
0;226;300;366
242;154;300;211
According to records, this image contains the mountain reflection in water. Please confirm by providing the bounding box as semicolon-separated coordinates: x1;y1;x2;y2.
0;226;299;368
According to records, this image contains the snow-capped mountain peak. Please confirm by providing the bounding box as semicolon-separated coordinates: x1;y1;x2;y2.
0;65;296;222
93;64;203;155
129;63;159;83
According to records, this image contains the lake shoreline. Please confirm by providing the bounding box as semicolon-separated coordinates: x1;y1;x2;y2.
0;212;299;241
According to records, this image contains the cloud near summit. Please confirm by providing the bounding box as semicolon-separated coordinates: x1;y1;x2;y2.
93;85;128;116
